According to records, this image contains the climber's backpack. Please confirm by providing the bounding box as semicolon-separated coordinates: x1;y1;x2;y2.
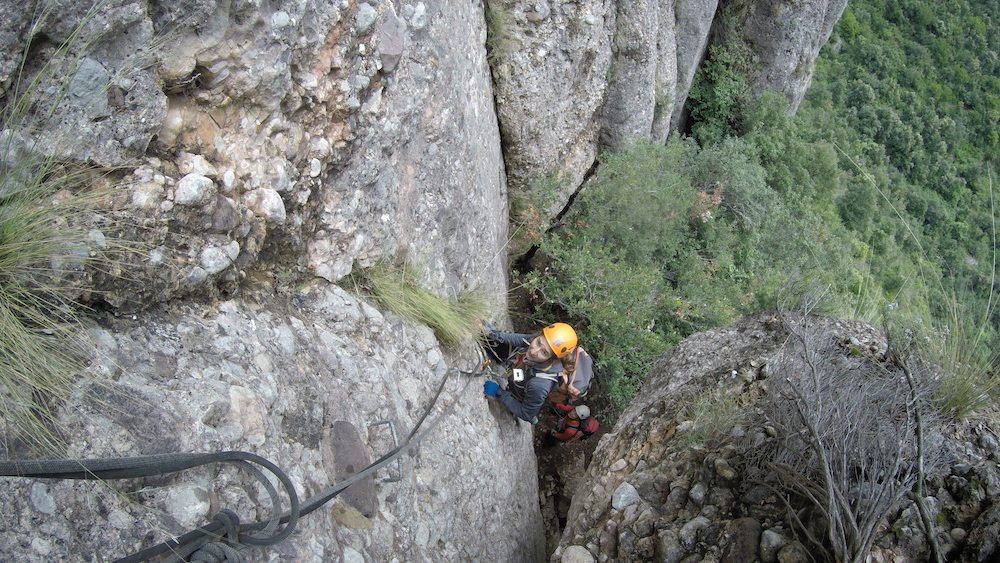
579;416;600;438
547;347;595;404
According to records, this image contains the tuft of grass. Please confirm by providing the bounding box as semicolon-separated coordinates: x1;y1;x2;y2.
0;147;109;455
484;0;518;69
346;262;487;350
926;291;999;418
676;386;746;448
0;0;147;456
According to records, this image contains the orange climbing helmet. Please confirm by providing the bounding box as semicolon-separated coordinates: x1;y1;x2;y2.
542;322;577;359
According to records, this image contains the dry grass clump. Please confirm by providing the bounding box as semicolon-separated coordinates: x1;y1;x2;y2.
346;262;487;349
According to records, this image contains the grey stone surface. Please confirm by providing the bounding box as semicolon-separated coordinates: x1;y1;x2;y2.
562;544;596;563
0;287;544;562
670;0;720;131
722;0;848;112
243;188;287;224
0;0;167;166
722;518;761;563
555;315;1000;560
489;0;615;219
600;0;660;150
0;0;509;314
776;541;810;563
175;174;216;206
611;481;640;510
759;529;786;562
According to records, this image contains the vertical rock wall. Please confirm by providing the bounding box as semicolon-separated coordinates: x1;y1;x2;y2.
1;0;509;309
487;0;845;226
722;0;849;113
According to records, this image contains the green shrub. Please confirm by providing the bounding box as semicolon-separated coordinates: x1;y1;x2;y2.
345;262;487;349
927;290;1000;418
0;144;120;454
687;38;755;145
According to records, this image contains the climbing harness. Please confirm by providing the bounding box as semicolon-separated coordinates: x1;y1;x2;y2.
0;363;486;562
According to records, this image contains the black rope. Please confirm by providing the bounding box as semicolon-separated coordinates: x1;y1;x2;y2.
0;365;484;562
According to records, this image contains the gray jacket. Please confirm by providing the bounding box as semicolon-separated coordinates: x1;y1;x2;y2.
484;328;564;422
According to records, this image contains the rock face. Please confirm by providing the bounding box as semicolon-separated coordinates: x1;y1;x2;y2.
0;1;536;561
670;0;720;132
488;0;616;219
722;0;848;112
1;0;508;310
0;286;545;562
553;314;1000;562
487;0;843;229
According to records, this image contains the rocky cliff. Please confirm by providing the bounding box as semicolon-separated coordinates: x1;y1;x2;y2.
0;0;850;561
488;0;846;224
552;314;1000;562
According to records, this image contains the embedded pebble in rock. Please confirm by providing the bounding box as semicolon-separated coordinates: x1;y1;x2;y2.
177;153;217;178
342;546;365;563
243;188;286;224
30;538;52;557
30;483;56;515
89;229;107;249
183;266;208;288
562;545;596;563
776;541;810;563
378;11;405;72
714;457;737;481
109;510;131;530
525;2;551;22
760;529;786;562
131;182;163;210
657;530;684;563
612;481;640;510
222;170;236;191
356;3;378;34
200;243;239;275
271;10;291;28
688;482;707;507
410;2;427;29
609;459;628;472
174;174;216;206
228;385;267;446
163;483;210;529
680;516;711;547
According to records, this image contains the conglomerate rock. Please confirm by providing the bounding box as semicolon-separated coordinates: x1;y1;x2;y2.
553;314;1000;562
0;0;508;311
487;0;616;219
0;285;545;562
720;0;849;112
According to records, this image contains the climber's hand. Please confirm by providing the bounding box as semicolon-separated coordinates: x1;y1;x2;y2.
483;380;500;397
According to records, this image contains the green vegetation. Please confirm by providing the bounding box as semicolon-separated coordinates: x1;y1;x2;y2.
676;386;747;448
0;1;149;455
526;0;999;416
484;0;518;69
346;262;487;349
0;153;104;454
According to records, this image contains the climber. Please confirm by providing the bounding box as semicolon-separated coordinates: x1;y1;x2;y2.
544;404;600;446
481;322;579;423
